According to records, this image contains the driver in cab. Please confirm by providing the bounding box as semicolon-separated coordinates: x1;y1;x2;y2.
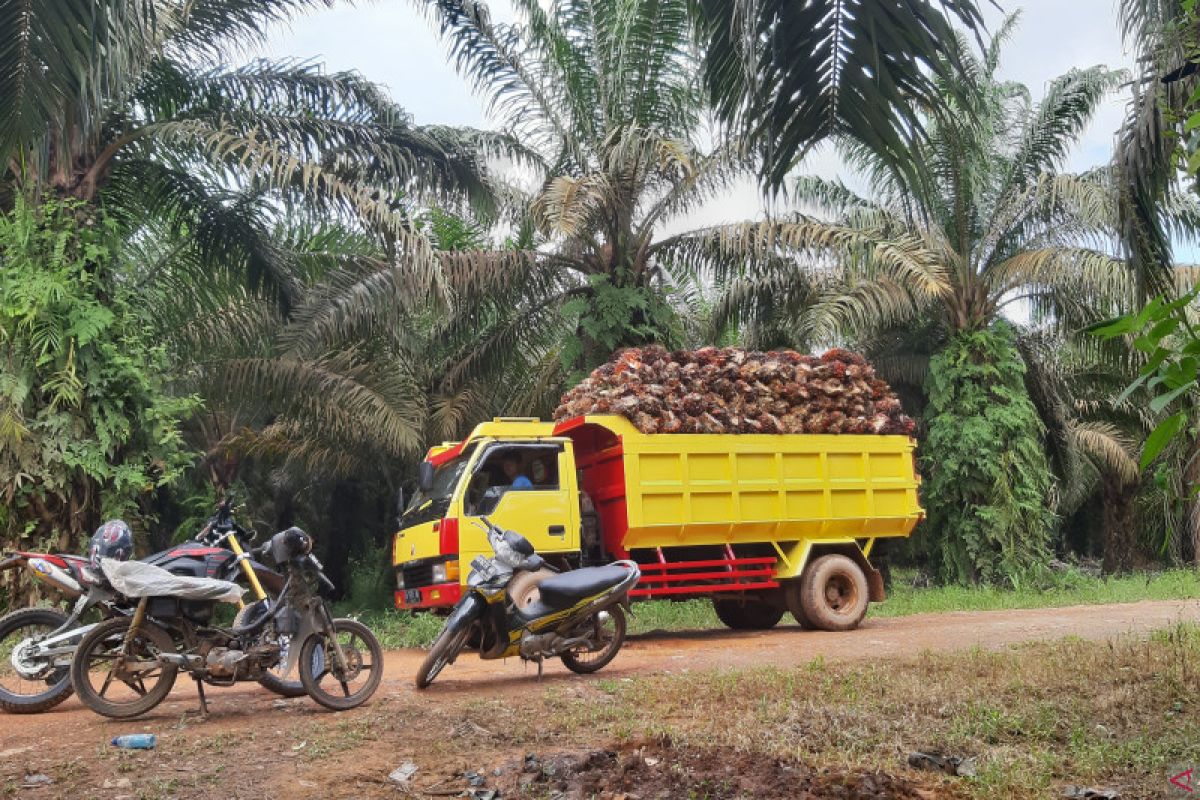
502;453;532;489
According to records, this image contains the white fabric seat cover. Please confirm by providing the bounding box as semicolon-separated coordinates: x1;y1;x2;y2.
101;558;244;604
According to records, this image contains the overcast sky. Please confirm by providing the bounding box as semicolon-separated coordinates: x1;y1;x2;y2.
251;1;1137;229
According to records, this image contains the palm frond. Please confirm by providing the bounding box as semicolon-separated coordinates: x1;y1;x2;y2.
694;0;987;188
1002;66;1125;194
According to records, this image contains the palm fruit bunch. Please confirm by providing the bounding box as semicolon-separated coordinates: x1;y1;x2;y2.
553;345;916;435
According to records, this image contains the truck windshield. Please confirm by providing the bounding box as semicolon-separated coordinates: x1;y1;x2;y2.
401;446;475;526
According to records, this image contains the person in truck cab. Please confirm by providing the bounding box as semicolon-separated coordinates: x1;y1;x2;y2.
502;453;532;489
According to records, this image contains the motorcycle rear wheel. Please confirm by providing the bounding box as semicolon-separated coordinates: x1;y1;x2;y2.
0;608;73;714
415;621;473;689
561;605;626;675
70;617;178;719
298;618;383;711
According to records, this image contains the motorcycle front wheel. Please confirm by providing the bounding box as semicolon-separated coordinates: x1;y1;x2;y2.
415;621;474;690
0;608;72;714
70;617;178;719
298;618;383;711
561;605;627;675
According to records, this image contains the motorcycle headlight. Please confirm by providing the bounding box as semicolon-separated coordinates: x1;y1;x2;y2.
431;563;447;583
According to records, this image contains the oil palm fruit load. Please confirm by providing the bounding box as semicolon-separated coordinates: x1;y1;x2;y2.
553;345;916;436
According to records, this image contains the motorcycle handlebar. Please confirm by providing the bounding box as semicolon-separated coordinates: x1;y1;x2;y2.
307;555;336;591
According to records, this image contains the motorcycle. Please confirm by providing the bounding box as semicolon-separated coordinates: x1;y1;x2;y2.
415;517;640;688
0;498;301;714
69;526;384;718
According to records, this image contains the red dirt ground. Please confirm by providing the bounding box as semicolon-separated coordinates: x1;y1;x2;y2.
0;599;1194;798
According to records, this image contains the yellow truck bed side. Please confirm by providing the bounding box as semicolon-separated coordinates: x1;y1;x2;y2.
563;416;922;580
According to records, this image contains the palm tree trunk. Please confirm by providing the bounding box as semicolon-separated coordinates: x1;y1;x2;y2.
1100;475;1139;574
1185;433;1200;564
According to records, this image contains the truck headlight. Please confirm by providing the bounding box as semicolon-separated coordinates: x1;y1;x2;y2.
396;573;405;589
431;564;447;583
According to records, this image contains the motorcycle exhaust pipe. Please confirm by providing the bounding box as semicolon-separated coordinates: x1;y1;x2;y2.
27;558;83;599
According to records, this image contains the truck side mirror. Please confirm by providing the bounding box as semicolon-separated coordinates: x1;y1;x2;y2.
395;487;406;524
418;461;434;492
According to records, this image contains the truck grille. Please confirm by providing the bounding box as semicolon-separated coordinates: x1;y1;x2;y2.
401;562;434;588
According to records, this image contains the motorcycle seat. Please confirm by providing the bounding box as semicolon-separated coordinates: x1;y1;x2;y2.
534;565;630;609
100;558;244;604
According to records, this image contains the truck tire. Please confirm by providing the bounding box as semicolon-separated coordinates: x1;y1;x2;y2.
712;597;784;630
797;555;869;632
781;582;816;630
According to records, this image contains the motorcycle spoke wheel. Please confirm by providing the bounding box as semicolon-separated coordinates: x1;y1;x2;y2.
561;606;626;675
70;617;178;719
415;625;472;690
0;608;72;714
299;619;383;711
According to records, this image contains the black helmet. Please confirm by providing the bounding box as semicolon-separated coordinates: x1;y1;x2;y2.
88;520;134;570
269;526;312;564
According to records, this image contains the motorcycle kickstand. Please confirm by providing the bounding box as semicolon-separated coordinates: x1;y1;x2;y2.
192;676;210;718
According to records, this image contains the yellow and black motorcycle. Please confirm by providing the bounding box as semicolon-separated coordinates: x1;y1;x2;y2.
415;517;640;688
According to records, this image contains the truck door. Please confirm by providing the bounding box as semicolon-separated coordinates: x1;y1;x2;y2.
457;441;580;566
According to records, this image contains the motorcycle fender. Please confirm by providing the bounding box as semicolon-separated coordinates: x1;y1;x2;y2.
276;608;321;680
444;592;486;637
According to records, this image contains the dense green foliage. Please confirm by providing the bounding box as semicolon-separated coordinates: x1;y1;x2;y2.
0;198;196;556
1;0;1197;606
922;325;1055;586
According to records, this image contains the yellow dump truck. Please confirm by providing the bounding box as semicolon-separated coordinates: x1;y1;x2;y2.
393;415;922;631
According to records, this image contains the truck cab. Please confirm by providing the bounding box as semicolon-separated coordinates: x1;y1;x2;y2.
393;419;582;609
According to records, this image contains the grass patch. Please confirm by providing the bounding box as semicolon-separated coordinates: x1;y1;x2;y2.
336;567;1200;648
875;567;1200;617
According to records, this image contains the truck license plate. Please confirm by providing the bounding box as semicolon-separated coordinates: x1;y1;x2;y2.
404;589;422;605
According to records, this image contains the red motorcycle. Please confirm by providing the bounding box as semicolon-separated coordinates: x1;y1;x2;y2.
0;498;300;713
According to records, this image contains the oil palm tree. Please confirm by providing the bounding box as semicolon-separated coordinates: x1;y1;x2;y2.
363;0;828;379
1;1;511;310
325;0;963;388
1;0;523;559
1113;0;1198;291
714;15;1133;365
710;18;1139;584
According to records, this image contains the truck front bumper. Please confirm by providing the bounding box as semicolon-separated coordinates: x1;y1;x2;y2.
394;581;461;610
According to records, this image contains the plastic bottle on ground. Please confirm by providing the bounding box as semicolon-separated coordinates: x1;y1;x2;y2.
110;734;156;749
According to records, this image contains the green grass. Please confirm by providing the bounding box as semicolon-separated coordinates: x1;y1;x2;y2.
874;566;1200;617
336;567;1200;649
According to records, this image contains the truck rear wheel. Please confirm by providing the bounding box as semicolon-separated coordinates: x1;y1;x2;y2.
796;555;869;631
712;597;784;630
782;583;816;629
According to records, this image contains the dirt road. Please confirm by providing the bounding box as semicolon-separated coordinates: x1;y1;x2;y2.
1;599;1195;798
